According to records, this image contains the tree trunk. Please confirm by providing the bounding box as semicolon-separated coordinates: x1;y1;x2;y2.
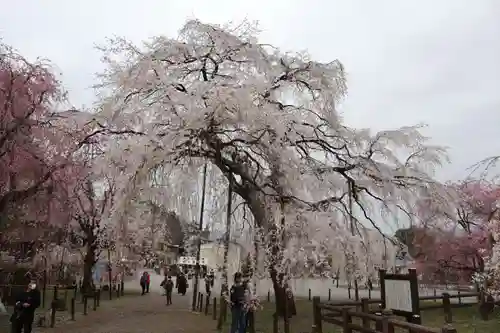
217;179;233;330
82;243;96;295
217;159;289;320
240;189;287;315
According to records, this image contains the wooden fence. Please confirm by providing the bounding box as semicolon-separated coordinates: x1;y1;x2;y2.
312;296;458;333
191;289;486;333
309;290;481;323
419;291;480;323
266;286;481;323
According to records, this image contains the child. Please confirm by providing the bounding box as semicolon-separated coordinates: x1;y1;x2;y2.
161;276;174;305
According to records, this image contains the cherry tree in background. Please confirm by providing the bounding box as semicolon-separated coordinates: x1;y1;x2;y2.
94;20;448;310
0;42;145;288
414;229;488;285
0;43;92;263
415;181;499;285
462;163;500;292
0;44;65;226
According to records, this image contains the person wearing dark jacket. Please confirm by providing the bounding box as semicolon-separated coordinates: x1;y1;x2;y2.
160;276;174;305
230;272;248;333
205;273;214;297
176;273;187;296
10;280;41;333
140;272;148;295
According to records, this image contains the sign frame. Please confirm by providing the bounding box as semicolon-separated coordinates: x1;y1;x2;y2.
379;268;420;324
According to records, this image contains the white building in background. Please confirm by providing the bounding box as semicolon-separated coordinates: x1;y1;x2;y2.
200;241;245;277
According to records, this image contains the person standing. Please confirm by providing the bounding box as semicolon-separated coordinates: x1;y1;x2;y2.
229;272;248;333
176;273;187;296
160;276;174;305
10;280;41;333
140;272;148;295
205;273;213;297
145;271;151;293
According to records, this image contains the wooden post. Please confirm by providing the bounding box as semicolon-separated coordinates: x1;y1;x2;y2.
309;288;311;301
64;289;69;306
248;310;256;333
442;293;452;323
199;293;204;312
312;296;323;333
121;279;125;296
341;307;352;333
284;289;290;333
375;311;383;332
361;298;370;329
53;285;58;301
83;296;88;315
433;289;437;302
347;287;351;299
205;295;210;315
217;297;225;329
267;290;270;302
408;269;421;324
70;298;75;321
272;313;279;333
368;289;371;299
328;289;331;301
212;297;217;320
42;268;47;308
378;269;386;308
223;298;228;322
50;300;57;328
381;315;395;333
479;292;494;320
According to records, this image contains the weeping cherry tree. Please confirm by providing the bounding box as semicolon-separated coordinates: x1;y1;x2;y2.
94;19;448;306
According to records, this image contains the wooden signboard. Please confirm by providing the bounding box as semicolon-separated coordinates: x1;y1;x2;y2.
379;268;421;324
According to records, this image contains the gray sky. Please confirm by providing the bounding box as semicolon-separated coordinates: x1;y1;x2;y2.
1;0;499;181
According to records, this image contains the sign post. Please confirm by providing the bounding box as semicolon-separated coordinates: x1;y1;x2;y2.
379;268;420;324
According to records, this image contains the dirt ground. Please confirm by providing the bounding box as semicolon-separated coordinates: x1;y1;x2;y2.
38;292;217;333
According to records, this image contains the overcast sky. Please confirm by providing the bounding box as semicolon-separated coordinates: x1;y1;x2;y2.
1;0;499;181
